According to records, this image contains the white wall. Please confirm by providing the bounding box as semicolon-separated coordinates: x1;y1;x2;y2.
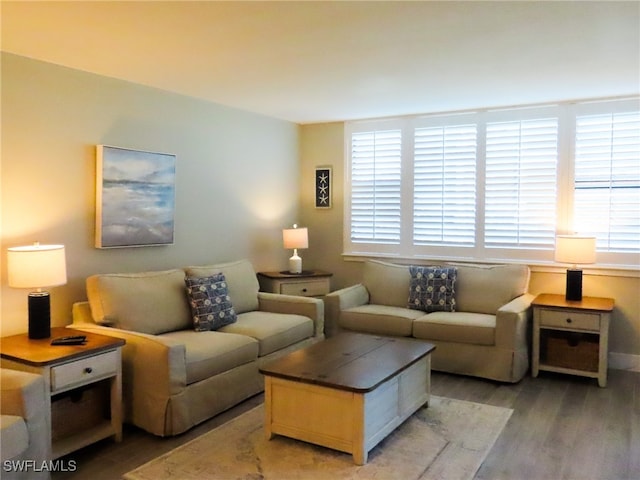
1;53;300;336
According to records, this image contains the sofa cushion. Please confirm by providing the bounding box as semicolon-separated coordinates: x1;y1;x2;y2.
340;305;423;337
362;260;412;308
413;312;496;346
0;415;28;460
87;269;191;335
185;274;237;331
159;330;259;385
185;259;259;314
449;263;530;315
408;266;457;313
219;311;314;356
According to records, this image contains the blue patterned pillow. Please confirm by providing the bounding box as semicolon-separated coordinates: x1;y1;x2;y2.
185;274;237;331
408;266;457;313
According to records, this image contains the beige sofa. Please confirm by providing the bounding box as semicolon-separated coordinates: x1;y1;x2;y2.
325;260;533;383
72;259;324;437
0;369;50;479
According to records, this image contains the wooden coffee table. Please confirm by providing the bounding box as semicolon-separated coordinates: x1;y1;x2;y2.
259;332;435;464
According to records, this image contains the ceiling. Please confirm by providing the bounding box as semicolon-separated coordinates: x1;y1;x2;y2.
2;1;639;124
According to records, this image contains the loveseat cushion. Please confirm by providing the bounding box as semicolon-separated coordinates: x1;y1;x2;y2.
362;260;413;308
87;269;191;335
159;330;259;385
412;312;496;346
185;259;260;314
450;263;530;315
219;311;314;356
340;305;423;336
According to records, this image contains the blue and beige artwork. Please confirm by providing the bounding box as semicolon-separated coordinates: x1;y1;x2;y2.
98;146;176;248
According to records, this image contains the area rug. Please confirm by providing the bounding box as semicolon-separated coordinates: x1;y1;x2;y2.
124;396;512;480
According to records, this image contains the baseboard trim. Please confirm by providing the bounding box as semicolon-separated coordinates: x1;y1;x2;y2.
609;352;640;372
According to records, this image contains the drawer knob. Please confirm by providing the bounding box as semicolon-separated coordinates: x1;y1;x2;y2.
84;367;93;374
302;288;308;293
566;318;572;324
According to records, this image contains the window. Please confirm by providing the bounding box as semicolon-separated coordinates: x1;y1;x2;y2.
574;110;640;254
413;124;477;246
349;129;402;245
484;117;558;249
345;98;640;267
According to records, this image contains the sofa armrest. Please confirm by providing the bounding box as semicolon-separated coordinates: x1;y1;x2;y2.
72;302;187;396
257;292;324;337
1;369;51;471
325;284;369;311
0;369;46;423
324;284;369;335
495;293;535;349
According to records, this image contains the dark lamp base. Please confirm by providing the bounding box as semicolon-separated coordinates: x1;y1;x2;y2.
565;269;583;302
28;292;51;339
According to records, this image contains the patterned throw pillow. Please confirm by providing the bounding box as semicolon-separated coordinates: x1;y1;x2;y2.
185;274;237;331
407;266;457;313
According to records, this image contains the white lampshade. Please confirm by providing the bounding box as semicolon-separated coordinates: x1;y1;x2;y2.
283;226;308;250
8;244;67;289
554;235;597;265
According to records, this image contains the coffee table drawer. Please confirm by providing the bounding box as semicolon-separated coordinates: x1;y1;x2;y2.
51;350;119;393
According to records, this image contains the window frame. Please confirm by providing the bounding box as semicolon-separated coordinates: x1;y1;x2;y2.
566;99;640;267
344;97;640;269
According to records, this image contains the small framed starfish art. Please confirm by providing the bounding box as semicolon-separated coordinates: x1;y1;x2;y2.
315;166;332;209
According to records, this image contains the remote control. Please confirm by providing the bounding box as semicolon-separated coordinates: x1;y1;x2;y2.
50;335;87;346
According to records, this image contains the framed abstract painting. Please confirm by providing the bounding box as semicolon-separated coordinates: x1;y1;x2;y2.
96;145;176;248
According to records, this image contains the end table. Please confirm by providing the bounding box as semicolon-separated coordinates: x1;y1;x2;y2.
0;327;125;459
532;293;614;387
257;270;332;297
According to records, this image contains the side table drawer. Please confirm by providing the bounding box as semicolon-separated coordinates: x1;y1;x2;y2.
540;309;600;331
281;280;329;297
51;350;119;393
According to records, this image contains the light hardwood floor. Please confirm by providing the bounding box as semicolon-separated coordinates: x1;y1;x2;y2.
52;369;639;480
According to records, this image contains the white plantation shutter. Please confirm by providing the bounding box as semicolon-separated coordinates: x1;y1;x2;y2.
413;124;477;246
350;130;402;244
574;111;640;252
344;98;638;267
485;118;558;248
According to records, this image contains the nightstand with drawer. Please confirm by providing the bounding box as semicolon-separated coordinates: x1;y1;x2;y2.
257;270;332;297
0;327;125;459
532;293;614;387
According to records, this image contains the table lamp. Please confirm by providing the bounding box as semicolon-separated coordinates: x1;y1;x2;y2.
554;235;596;301
7;243;67;339
282;224;308;274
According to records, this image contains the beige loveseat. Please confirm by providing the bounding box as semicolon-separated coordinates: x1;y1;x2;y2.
0;369;50;479
325;260;533;383
72;259;324;436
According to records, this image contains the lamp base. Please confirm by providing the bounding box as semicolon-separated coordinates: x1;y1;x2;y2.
565;269;583;302
28;291;51;339
289;250;302;274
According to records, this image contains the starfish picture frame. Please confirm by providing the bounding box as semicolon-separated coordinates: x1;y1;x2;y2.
314;166;332;209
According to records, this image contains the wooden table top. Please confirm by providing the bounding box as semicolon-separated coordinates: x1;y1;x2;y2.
258;270;333;279
259;332;435;393
0;327;125;366
532;293;614;312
